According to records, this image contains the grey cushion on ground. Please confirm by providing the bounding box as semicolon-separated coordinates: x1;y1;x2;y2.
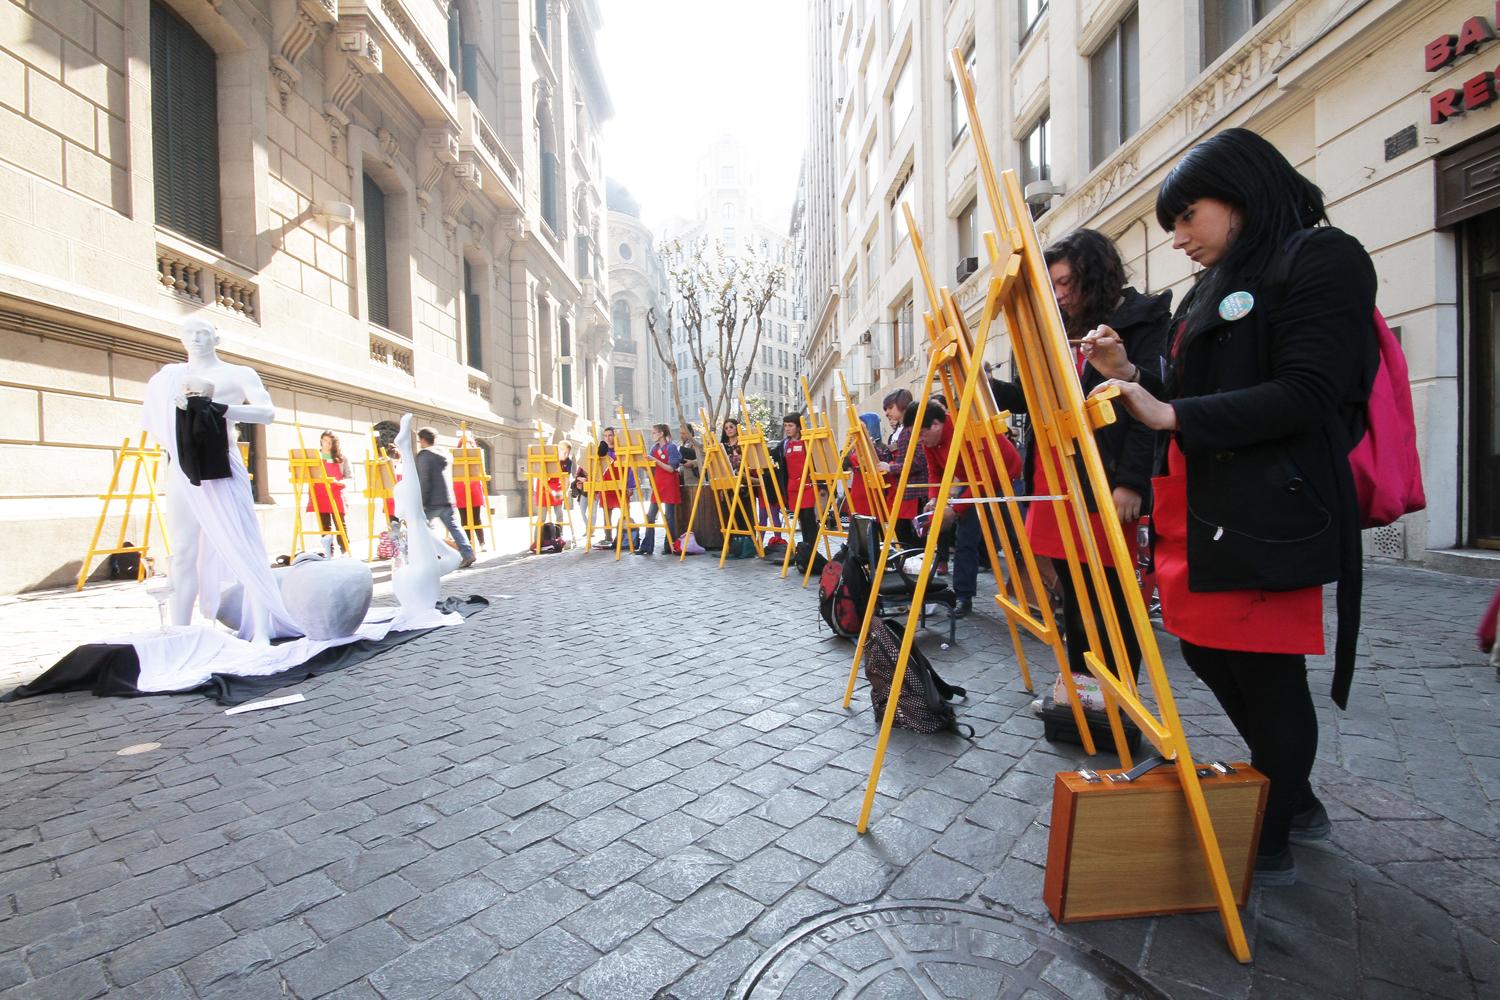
217;556;372;639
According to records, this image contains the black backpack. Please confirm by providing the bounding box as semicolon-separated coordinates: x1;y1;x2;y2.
109;545;140;580
863;618;971;736
538;522;565;553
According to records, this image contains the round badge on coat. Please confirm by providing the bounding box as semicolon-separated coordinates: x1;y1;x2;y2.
1218;290;1255;322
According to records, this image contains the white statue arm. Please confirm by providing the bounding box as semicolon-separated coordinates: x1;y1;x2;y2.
223;369;274;425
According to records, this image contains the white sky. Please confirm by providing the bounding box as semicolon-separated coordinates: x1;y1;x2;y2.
596;0;808;233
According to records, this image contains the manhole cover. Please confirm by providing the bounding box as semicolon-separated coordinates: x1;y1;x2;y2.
735;901;1165;999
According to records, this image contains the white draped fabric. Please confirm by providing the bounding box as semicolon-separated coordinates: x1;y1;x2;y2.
142;365;302;642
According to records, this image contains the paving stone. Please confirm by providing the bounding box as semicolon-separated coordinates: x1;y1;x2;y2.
561;882;673;951
555;806;645;853
472;877;590;948
698;814;784;861
220;872;342;932
464;925;596;1000
720;846;819;904
182;920;318;993
483;840;579;893
623;811;713;856
805;846;899;905
303;873;421;940
636;847;733;902
280;920;412;999
661;938;762;1000
326;838;428;891
389;873;503;940
575;929;697;1000
24;903;159;977
555;841;655;898
655;885;764;956
0;960;109;1000
368;924;495;1000
747;887;841;947
776;815;859;864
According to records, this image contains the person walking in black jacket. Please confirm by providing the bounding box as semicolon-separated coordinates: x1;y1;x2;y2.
1085;128;1379;886
991;229;1170;687
415;427;475;567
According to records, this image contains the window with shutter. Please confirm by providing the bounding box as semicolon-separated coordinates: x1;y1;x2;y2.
363;174;390;329
151;3;221;249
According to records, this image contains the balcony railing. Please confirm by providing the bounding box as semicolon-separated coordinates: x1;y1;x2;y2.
369;328;414;376
156;233;259;323
457;94;522;210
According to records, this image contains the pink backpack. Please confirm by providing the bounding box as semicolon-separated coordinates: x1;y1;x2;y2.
1350;311;1425;529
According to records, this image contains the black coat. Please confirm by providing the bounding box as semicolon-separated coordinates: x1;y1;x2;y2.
1145;226;1378;706
991;286;1172;506
415;448;451;510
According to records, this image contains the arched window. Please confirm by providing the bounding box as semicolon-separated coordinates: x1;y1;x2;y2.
612;299;632;351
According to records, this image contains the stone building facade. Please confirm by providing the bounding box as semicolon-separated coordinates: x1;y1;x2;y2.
605;179;670;433
0;0;613;592
806;0;1500;574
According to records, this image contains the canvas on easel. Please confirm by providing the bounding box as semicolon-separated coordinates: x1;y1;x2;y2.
76;433;171;590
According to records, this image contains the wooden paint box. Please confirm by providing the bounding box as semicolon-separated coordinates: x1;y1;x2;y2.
1043;759;1268;922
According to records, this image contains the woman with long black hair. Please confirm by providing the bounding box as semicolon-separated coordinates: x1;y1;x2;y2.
1084;128;1379;885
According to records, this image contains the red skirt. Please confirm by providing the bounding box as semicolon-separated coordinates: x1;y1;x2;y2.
1152;441;1323;654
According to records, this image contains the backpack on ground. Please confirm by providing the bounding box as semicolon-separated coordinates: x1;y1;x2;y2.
817;546;860;637
794;540;828;576
109;545;140;580
726;535;756;559
537;522;565;554
863;618;971;736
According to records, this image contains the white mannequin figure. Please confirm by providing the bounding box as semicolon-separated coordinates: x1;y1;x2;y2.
142;317;299;643
391;414;461;625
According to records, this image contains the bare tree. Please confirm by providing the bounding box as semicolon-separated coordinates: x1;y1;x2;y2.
659;237;787;431
645;301;689;432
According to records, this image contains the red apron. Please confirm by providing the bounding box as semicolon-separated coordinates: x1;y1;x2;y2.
1024;447;1129;569
1152;441;1324;654
783;439;815;510
651;443;682;504
306;457;345;514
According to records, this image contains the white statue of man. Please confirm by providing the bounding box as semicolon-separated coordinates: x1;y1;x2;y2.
142;317;299;643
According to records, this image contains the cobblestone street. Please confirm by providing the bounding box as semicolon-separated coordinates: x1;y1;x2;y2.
0;535;1496;999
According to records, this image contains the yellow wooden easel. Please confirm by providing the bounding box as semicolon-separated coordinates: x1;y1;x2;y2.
288;424;351;556
779;378;848;584
837;371;894;529
617;411;676;555
679;407;753;565
452;423;493;553
525;422;574;554
76;433;171;590
734;392;790;556
363;430;396;561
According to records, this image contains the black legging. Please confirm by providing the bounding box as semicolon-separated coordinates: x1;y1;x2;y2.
1052;560;1141;684
796;508;818;547
458;507;485;546
1179;641;1319;857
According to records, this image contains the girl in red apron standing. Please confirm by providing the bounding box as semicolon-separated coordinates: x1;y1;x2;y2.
307;430;353;554
1084;128;1378;886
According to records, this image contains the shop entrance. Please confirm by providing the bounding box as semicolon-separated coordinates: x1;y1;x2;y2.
1470;214;1500;547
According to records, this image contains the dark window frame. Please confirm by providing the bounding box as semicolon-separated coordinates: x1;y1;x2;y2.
150;2;222;249
362;173;391;329
1088;6;1140;170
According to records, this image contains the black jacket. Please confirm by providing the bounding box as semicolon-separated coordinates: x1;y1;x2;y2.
1146;226;1378;706
415;448;451;510
991;285;1172;506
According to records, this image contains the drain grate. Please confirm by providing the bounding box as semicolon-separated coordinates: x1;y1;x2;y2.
733;900;1165;999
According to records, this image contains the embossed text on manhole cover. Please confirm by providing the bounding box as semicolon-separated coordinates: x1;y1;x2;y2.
734;900;1166;999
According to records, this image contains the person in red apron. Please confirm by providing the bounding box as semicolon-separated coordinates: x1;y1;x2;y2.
638;423;682;555
1084;128;1378;886
307;430;353;554
993;230;1171;685
775;414;818;546
383;445;401;523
